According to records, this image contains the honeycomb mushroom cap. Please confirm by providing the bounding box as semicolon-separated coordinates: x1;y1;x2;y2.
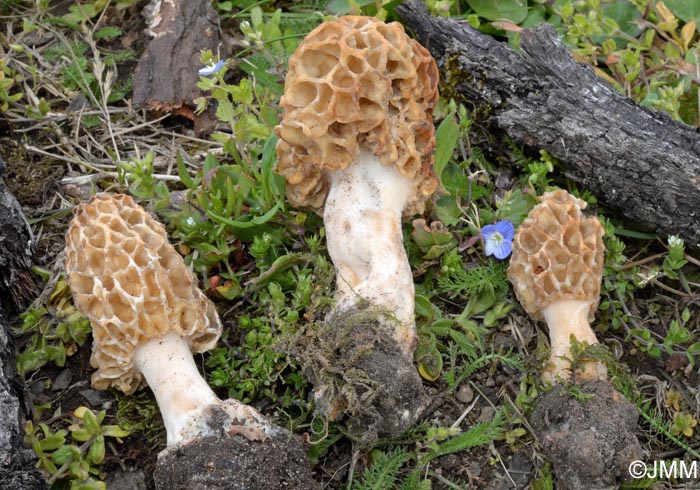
507;190;605;321
274;15;439;216
65;194;221;394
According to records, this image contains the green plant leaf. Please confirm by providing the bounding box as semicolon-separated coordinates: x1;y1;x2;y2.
51;444;80;465
434;113;460;184
327;0;374;15
411;218;457;259
87;436;105;464
102;425;131;439
415;332;443;381
415;294;440;321
177;152;197;189
423;411;505;465
466;0;528;23
247;253;309;287
94;26;122;39
208;202;281;229
448;329;477;358
38;428;67;451
664;0;700;24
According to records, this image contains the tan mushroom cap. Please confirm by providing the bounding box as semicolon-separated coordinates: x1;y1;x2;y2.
507;190;605;321
274;15;439;216
64;194;221;394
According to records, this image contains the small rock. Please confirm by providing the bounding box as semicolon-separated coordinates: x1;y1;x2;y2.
51;369;72;392
29;380;46;397
439;453;461;470
477;406;496;423
485;377;495;387
456;384;474;404
105;469;148;490
67;94;90;112
79;389;109;407
492;333;518;351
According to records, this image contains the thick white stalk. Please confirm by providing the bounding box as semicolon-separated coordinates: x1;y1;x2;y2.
324;150;416;354
541;299;608;383
134;332;270;447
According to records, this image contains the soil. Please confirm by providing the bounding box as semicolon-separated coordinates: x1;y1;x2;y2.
530;379;645;490
153;429;317;490
288;305;428;447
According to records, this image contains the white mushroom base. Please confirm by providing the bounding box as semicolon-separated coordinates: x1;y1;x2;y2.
541;300;608;383
134;332;275;448
324;150;417;354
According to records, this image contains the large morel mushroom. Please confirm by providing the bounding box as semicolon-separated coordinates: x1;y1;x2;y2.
275;16;438;443
65;194;317;490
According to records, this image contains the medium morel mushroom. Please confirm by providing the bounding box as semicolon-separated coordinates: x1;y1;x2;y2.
508;189;644;490
274;16;438;443
65;194;317;490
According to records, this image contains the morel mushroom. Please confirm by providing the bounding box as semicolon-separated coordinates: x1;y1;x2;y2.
508;189;644;490
65;194;317;489
275;15;439;354
507;189;607;382
274;16;437;443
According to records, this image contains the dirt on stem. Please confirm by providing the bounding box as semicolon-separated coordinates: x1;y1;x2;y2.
287;304;428;447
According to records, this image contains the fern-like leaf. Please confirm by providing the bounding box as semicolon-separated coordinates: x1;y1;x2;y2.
421;411;505;466
352;448;411;490
437;262;509;299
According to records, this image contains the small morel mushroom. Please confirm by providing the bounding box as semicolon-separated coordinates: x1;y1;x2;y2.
65;194;317;490
275;16;438;443
507;189;607;382
508;189;644;490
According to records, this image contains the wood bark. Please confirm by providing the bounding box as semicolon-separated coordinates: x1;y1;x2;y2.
0;312;46;490
132;0;220;121
396;0;700;247
0;156;46;489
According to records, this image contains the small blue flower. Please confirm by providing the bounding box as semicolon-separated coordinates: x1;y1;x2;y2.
482;220;514;260
198;59;225;76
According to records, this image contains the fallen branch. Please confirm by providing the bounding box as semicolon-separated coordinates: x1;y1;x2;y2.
396;0;700;247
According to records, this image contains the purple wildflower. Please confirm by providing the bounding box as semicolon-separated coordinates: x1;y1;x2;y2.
198;60;225;76
482;220;514;260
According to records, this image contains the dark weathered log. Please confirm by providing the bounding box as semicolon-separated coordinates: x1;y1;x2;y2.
0;158;46;488
132;0;220;120
397;0;700;246
0;312;47;490
0;156;36;308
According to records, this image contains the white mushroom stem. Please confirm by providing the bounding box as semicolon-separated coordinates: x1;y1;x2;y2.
541;299;608;383
324;150;416;354
134;332;269;447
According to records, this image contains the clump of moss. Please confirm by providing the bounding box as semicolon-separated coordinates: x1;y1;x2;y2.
287;303;427;446
116;391;166;447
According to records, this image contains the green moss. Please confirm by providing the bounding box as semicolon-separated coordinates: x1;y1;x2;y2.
115;391;166;446
441;54;495;123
